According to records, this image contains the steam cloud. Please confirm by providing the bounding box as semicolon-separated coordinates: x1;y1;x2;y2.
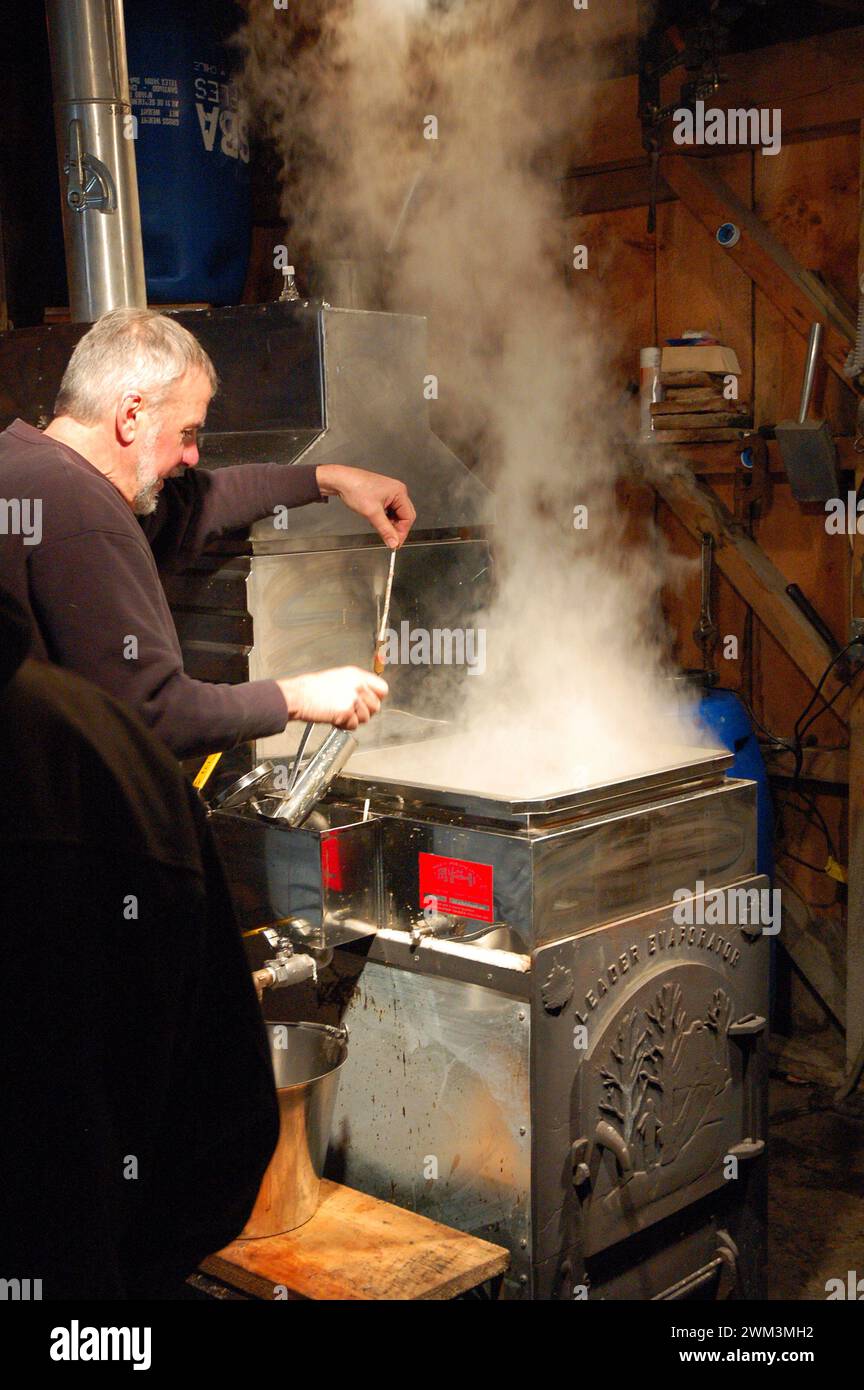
237;0;706;794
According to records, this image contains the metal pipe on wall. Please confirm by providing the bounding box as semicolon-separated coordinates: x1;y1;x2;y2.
45;0;147;322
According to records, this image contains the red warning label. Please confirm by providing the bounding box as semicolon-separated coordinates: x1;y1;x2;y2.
418;851;494;922
321;835;343;892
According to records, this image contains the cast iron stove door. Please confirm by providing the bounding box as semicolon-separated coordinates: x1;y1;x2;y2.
531;878;769;1298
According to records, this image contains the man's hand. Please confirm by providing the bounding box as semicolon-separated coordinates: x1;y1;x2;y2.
278;667;389;730
315;464;415;549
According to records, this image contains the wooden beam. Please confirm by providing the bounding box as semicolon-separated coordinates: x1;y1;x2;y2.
765;747;849;786
561;165;673;217
777;872;846;1031
661;155;859;394
560;133;858;216
667;436;861;477
652;461;848;713
551;26;864;176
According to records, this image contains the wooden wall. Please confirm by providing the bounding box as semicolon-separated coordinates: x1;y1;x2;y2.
561;30;864;1062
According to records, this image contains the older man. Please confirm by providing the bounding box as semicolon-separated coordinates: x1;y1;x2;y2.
0;308;414;757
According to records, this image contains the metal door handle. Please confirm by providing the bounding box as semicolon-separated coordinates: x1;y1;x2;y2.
739;921;763;940
571;1136;591;1190
728;1013;767;1036
727;1137;765;1161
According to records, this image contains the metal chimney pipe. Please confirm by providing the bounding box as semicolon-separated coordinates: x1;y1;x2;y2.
45;0;147;322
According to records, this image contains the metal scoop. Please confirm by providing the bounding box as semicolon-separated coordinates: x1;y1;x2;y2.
266;726;358;827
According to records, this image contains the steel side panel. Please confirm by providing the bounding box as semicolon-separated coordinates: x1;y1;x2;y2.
530;780;756;944
374;780;756;949
328;962;532;1289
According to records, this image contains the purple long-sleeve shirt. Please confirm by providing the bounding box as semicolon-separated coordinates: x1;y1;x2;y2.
0;419;325;757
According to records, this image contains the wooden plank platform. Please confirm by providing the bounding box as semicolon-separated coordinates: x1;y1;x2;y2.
200;1181;509;1301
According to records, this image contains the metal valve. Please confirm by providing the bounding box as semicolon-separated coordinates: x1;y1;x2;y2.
252;932;317;1001
410;911;452;947
64;119;116;213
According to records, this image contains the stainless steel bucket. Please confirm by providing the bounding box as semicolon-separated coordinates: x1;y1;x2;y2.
241;1021;348;1239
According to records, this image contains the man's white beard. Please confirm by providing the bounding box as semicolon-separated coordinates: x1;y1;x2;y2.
132;432;161;516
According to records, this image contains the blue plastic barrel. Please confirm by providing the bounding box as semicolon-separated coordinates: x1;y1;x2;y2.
698;687;774;882
125;0;251;305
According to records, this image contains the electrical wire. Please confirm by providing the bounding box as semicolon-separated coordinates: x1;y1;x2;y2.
783;784;837;851
714;684;843;881
710;640;860;888
796;683;848;749
713;685;793;751
773;757;842;887
782;809;836;866
792;639;860;784
776;865;838;920
776;795;840;876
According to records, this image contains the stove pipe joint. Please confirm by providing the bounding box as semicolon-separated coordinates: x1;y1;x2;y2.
45;0;147;322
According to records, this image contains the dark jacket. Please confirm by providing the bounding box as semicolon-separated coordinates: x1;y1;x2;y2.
0;589;279;1298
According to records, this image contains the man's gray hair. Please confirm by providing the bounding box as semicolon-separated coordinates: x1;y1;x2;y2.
54;308;218;423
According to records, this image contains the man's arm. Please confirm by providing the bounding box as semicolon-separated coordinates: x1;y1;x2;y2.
140;461;324;571
28;529;289;757
141;459;417;570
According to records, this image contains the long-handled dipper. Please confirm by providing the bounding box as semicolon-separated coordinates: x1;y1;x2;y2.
374;547;397;676
275;547;397;824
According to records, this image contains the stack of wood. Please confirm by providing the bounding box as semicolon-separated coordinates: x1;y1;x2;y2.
650;345;752;444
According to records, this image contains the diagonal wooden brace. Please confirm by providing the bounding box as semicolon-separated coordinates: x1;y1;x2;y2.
653;462;848;718
662;155;861;395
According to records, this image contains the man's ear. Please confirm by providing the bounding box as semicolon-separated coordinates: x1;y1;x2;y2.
116;392;142;444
